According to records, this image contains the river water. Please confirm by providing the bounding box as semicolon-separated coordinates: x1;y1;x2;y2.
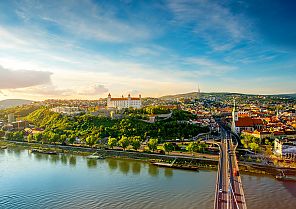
0;148;295;209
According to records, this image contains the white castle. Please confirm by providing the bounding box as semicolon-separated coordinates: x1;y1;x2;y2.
107;93;142;109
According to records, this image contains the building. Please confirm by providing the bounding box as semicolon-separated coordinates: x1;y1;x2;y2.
8;113;15;123
274;138;296;161
231;100;264;134
107;93;142;109
51;107;85;115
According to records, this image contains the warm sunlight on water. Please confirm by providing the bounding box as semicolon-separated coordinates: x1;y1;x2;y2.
0;148;295;209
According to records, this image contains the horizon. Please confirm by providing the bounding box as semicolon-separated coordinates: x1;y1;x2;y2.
0;0;296;100
1;90;296;102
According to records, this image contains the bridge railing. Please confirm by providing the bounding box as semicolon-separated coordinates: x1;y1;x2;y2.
214;143;222;209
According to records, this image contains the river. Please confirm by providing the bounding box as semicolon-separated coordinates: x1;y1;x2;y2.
0;148;295;209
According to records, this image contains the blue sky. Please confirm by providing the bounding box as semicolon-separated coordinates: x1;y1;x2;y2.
0;0;295;100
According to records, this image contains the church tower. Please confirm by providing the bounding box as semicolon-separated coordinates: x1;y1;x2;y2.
231;100;238;133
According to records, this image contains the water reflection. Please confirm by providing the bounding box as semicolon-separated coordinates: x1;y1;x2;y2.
7;149;14;155
148;164;159;177
164;168;173;178
87;159;97;168
69;156;76;167
34;153;46;161
119;160;130;175
49;154;60;164
12;148;22;157
108;159;118;170
60;155;68;165
132;162;141;175
282;181;296;198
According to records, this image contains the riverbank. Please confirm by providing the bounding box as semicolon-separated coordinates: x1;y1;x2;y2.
1;140;295;177
0;140;218;170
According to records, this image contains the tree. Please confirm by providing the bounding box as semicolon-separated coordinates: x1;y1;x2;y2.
34;132;43;142
68;134;76;144
85;135;97;147
163;142;174;154
27;134;33;142
249;142;260;153
131;137;141;151
118;136;129;150
108;137;117;149
199;143;208;153
13;131;24;141
5;132;13;140
265;144;273;156
48;133;59;144
60;134;67;144
148;138;158;152
0;130;5;138
187;142;199;155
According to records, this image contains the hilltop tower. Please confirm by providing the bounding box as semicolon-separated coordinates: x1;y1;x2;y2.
197;84;201;99
231;100;238;133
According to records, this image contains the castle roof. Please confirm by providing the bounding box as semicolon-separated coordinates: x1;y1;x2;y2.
110;98;140;101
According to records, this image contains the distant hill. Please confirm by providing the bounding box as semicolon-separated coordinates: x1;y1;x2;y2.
159;92;245;100
272;93;296;98
159;92;199;99
159;92;296;100
0;99;34;109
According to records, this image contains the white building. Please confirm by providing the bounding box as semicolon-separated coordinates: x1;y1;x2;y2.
274;138;296;161
107;93;142;109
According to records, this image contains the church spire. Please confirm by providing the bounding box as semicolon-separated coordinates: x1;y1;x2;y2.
231;99;238;133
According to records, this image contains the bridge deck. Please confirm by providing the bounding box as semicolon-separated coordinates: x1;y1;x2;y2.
214;137;247;209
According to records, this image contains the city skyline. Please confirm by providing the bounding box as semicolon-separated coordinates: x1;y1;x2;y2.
0;0;296;100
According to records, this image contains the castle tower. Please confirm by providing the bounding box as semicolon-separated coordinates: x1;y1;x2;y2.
128;93;131;108
107;93;111;106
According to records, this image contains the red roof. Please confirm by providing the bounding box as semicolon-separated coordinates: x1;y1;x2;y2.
252;118;264;125
111;98;140;101
111;98;128;101
235;117;263;127
235;117;254;127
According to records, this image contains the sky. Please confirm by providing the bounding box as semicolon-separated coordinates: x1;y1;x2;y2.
0;0;295;100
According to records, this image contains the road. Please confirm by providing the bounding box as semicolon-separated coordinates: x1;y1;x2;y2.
215;129;247;209
215;138;229;209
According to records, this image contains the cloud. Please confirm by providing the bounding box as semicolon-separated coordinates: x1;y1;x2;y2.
0;65;52;89
78;84;108;95
9;84;73;97
167;0;253;51
0;90;7;96
9;83;108;98
15;0;154;43
184;57;237;76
